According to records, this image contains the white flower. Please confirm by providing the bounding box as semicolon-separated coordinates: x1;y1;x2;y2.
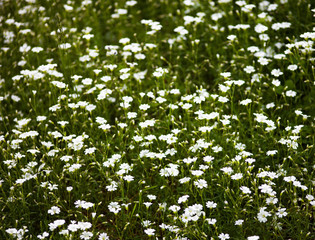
179;177;191;184
266;150;277;156
221;167;233;175
271;69;283;77
218;96;229;103
306;195;314;201
48;206;60;215
248;236;260;240
106;181;118;192
139;104;150;110
123;175;134;182
240;186;251;194
240;99;252;106
257;207;271;223
266;102;275;109
258;57;270;65
244;66;255;74
276;208;287;218
144;228;155;236
49;219;66;231
37;231;49;239
82;78;93;85
84;147;96;155
108;202;121;214
178;195;189;204
287;64;298;71
254;23;268;33
235;219;244;225
206;218;217;225
219;233;230;240
174;26;188;35
80;231;93;240
59;43;71;49
194;179;208;189
19;43;31;53
220;72;231;78
272;79;281;87
153;67;168;77
127;112;137;119
227;35;237;41
75;200;94;209
32;47;43;53
98;233;110;240
169;205;181;213
285;90;296;97
206;201;217;209
231;173;243;180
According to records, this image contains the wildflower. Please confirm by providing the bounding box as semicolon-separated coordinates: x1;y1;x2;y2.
259;184;275;195
248;236;260;240
127;112;137;119
169;205;181;213
285;90;297;97
80;231;93;240
206;218;217;225
19;43;31;53
194;179;208;189
231;173;243;180
244;66;255;74
123;175;134;182
108;202;121;214
258;57;270;65
272;79;281;87
75;200;94;209
266;197;278;205
218;96;229;103
37;232;49;239
266;102;275;109
48;206;61;215
276;208;287;218
257;207;271;223
144;228;155;236
147;194;157;201
106;181;118;192
266;150;278;156
271;69;283;77
178;195;189;204
255;23;268;33
218;233;230;240
220;72;231;78
153;67;168;77
240;99;252;106
221;167;233;175
99;233;110;240
203;156;214;163
287;64;298;71
240;186;251;194
227;35;237;41
235;219;244;225
49;219;66;231
206;201;217;209
174;26;188;35
139;104;150;110
179;177;191;184
84;147;96;155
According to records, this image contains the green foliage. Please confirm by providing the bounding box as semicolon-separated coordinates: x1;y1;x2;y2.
0;0;314;239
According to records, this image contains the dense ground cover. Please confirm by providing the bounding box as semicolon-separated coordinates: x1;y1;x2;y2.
0;0;314;239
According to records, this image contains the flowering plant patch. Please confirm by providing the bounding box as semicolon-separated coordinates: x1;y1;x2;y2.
0;0;314;239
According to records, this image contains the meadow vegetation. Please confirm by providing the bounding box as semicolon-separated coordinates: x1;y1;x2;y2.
0;0;314;239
